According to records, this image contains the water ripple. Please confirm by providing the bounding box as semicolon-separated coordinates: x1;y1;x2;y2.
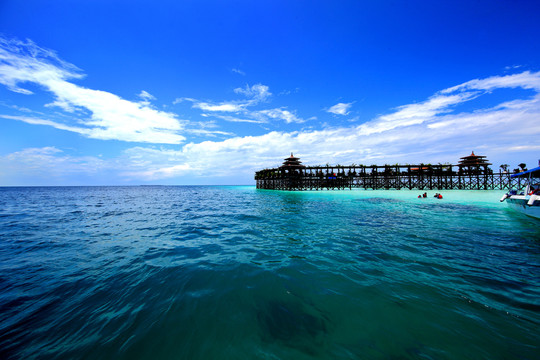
0;186;538;359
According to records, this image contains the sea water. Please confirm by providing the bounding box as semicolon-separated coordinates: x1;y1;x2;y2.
0;186;538;359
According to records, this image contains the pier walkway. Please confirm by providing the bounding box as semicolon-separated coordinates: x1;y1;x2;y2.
255;154;517;191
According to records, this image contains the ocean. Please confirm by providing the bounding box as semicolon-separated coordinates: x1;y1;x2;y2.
0;186;538;359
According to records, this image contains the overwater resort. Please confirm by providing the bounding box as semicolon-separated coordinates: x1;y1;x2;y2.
2;1;540;359
256;152;540;220
255;152;520;191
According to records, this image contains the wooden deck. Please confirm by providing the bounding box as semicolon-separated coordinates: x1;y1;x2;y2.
255;164;515;191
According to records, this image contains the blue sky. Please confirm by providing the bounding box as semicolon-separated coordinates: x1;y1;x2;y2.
1;0;540;185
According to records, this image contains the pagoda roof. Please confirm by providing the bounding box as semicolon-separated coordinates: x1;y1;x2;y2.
280;153;305;168
283;152;300;160
458;151;491;166
460;151;487;159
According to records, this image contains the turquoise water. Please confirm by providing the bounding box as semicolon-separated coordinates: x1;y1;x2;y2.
0;186;538;359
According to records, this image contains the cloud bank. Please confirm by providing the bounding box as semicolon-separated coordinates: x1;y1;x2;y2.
4;69;539;184
119;71;540;181
1;37;540;184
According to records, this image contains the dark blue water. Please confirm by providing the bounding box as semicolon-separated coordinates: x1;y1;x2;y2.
0;186;538;359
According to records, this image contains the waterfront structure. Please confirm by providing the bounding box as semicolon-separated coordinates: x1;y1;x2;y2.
458;151;492;175
281;153;305;169
255;153;513;191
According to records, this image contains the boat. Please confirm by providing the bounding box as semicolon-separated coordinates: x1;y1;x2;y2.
500;166;540;219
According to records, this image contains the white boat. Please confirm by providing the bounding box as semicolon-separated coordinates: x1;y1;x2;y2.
500;166;540;219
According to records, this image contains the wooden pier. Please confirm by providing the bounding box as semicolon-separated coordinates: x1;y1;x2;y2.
255;153;516;191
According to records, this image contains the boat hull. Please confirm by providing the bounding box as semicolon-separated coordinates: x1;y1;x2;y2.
505;196;540;219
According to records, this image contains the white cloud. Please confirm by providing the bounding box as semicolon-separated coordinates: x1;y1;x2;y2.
357;71;540;136
257;108;306;124
0;37;83;95
211;114;266;124
185;128;235;137
172;97;196;105
442;71;540;94
138;90;156;106
179;83;308;125
0;146;110;184
138;90;156;101
0;36;313;145
327;102;353;115
234;84;271;102
231;68;246;76
193;101;245;112
188;84;271;114
0;37;185;144
358;93;477;135
0;114;92;135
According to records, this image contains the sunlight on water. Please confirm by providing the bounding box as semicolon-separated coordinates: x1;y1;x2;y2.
0;186;538;359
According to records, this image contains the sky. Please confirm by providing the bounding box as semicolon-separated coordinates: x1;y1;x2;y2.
1;0;540;185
